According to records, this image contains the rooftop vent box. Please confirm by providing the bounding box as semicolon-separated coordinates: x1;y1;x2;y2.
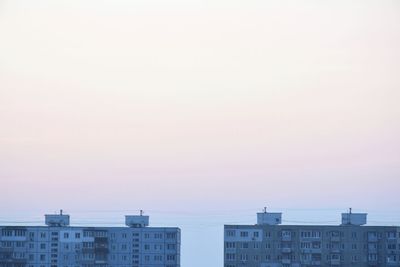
125;215;149;228
257;212;282;225
341;213;367;226
45;214;70;227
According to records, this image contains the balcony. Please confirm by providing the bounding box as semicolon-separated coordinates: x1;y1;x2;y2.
302;248;322;254
225;247;236;253
311;260;321;265
0;236;27;242
0;258;27;264
330;259;340;265
80;258;95;263
330;236;340;242
82;248;95;253
282;236;291;242
282;248;291;253
301;236;321;241
368;236;378;242
302;249;312;254
282;259;291;264
311;248;322;253
0;247;13;253
94;247;109;253
387;233;397;240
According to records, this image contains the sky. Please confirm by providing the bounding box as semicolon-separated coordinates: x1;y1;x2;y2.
1;0;400;266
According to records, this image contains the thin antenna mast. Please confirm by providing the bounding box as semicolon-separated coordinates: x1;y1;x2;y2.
349;207;352;225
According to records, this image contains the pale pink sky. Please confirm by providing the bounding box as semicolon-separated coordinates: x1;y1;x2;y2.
1;1;400;265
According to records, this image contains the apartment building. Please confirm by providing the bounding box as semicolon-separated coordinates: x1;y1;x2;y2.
0;211;180;267
224;210;400;267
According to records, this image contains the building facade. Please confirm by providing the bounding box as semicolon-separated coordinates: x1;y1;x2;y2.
224;211;400;267
0;212;180;267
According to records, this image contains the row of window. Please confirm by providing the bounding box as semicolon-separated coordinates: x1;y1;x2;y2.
1;253;177;262
225;253;395;262
225;241;400;250
226;230;400;239
1;230;177;240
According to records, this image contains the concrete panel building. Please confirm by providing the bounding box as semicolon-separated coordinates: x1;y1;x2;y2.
0;211;180;267
224;210;400;267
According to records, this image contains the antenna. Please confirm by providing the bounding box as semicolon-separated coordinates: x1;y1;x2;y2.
263;207;267;213
349;208;352;225
140;210;143;216
60;209;63;216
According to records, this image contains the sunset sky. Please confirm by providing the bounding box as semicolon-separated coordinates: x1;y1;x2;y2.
1;1;400;266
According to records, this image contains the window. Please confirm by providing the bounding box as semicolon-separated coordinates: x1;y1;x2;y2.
154;233;163;239
282;230;291;238
154;255;163;261
2;230;13;236
301;230;321;238
240;231;248;237
226;230;235;237
331;254;340;260
167;255;176;261
14;230;25;236
225;242;235;249
387;232;396;239
167;244;176;250
240;254;248;261
368;254;377;261
166;233;176;239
